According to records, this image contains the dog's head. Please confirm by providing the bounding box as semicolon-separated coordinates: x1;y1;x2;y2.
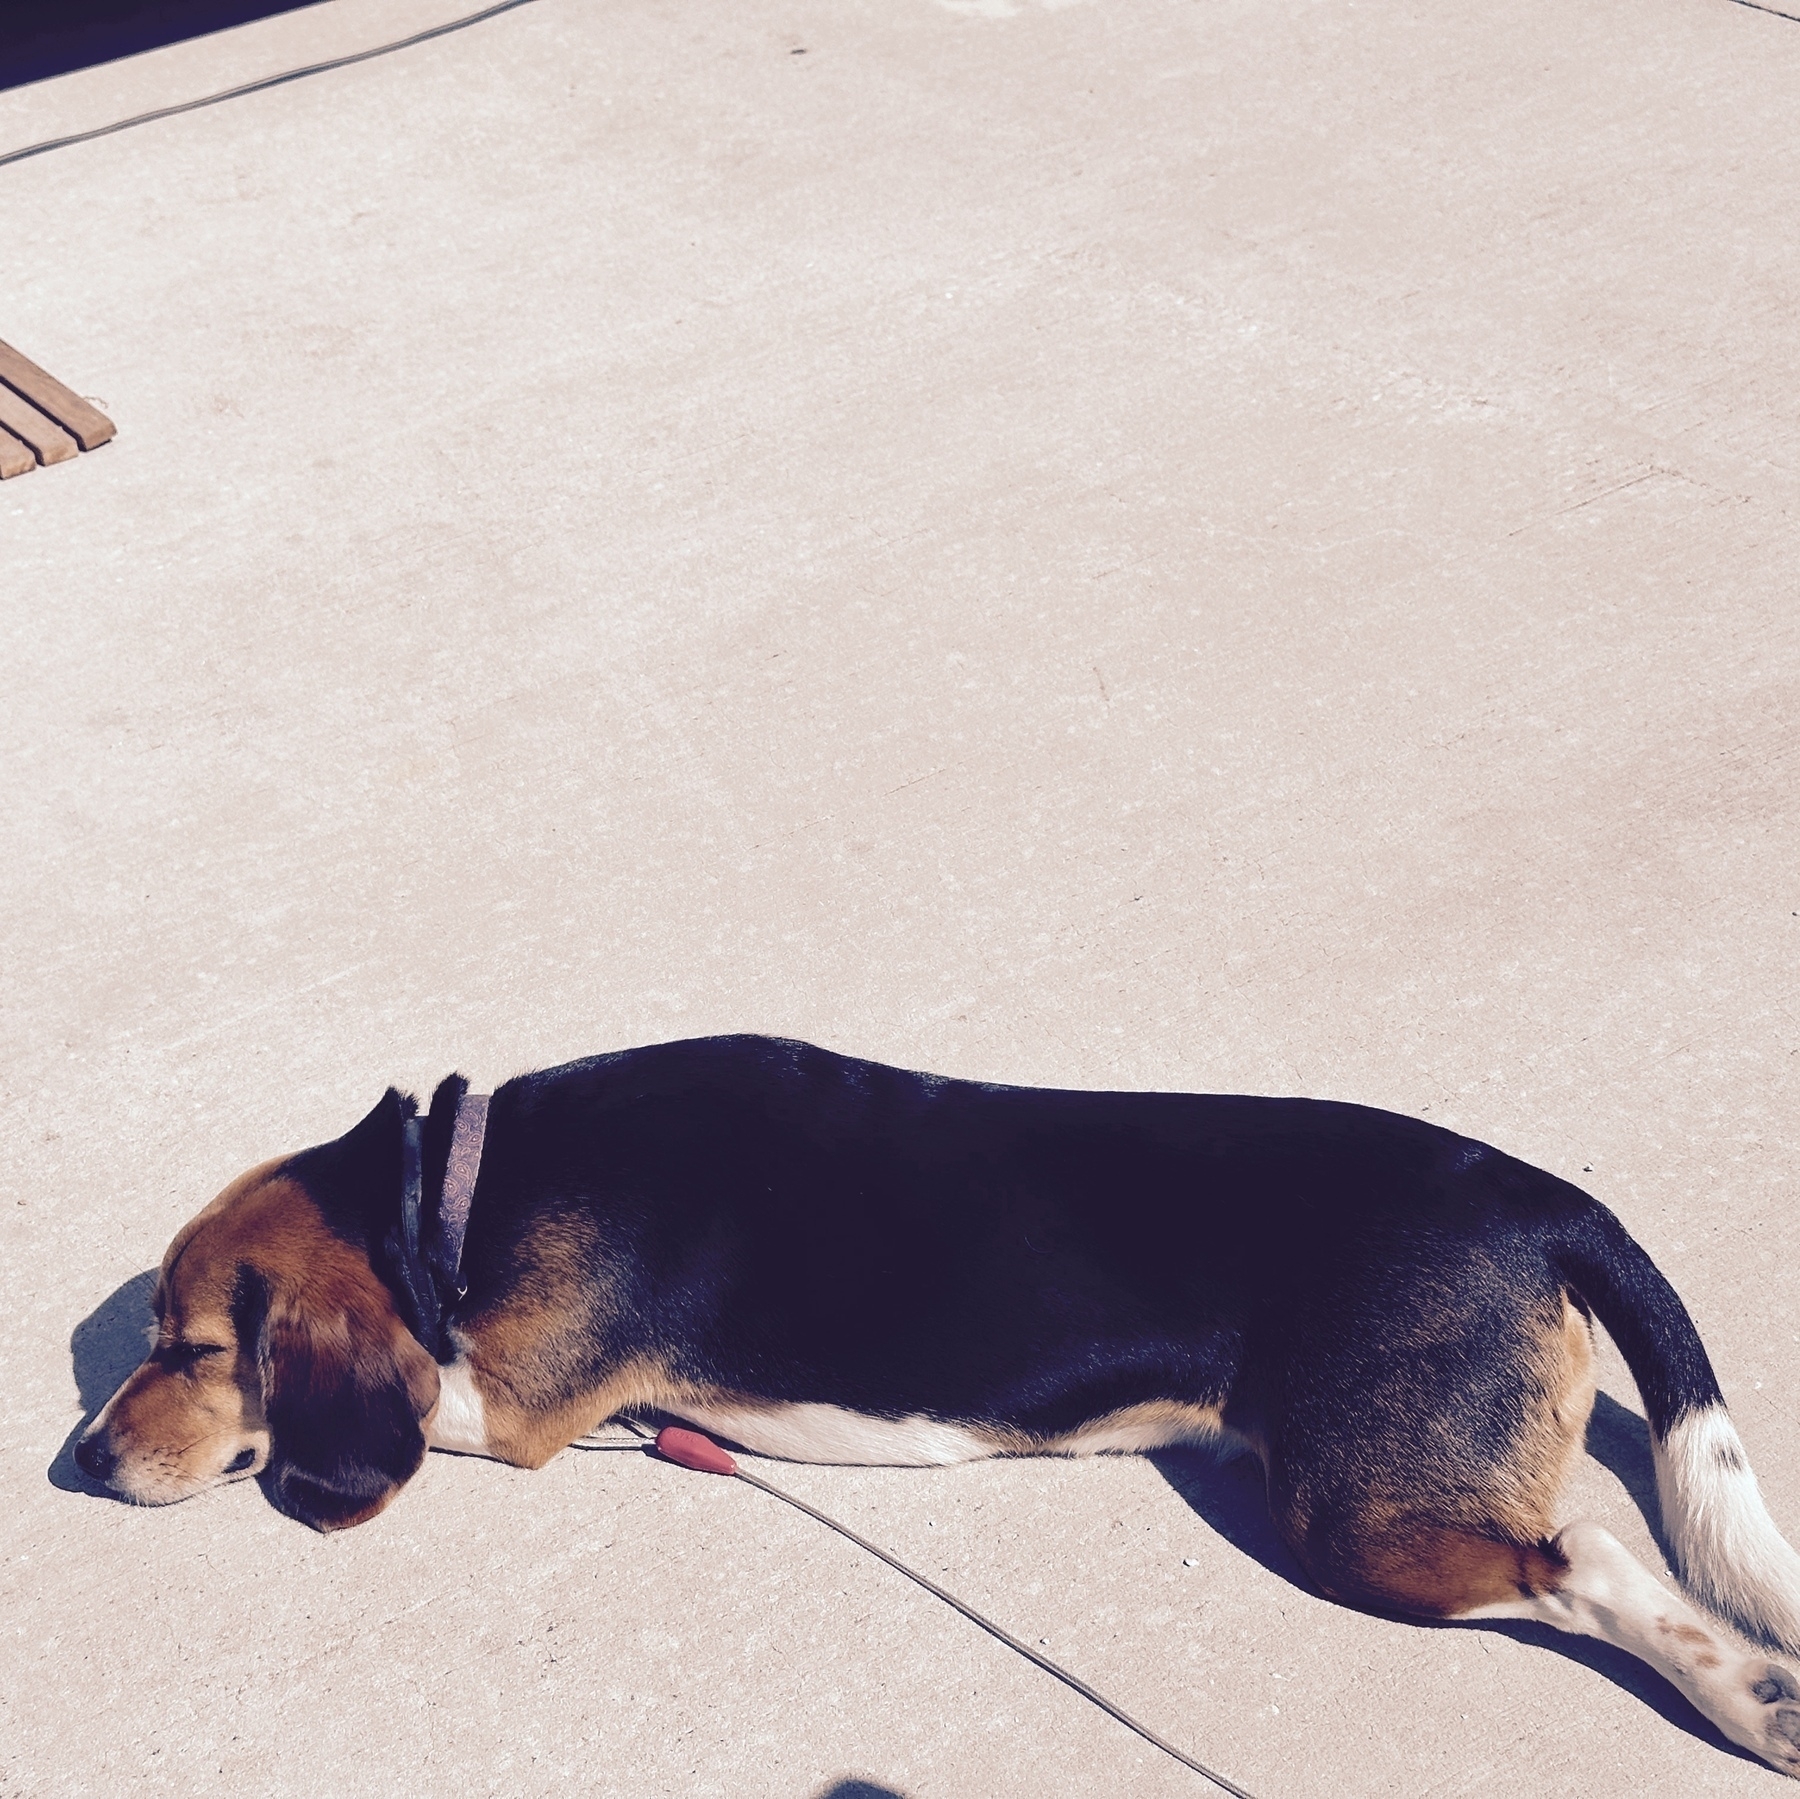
74;1091;441;1531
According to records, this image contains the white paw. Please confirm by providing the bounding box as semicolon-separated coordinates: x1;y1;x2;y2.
1738;1661;1800;1777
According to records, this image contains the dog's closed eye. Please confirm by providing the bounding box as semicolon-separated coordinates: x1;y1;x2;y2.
225;1447;257;1473
158;1342;226;1370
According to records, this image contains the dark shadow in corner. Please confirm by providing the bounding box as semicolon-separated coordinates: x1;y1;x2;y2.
1;0;328;93
48;1268;157;1495
809;1783;909;1799
0;0;547;172
1148;1433;1761;1769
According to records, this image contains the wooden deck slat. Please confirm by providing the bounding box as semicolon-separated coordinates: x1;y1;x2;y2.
0;339;114;451
0;383;78;464
0;425;35;479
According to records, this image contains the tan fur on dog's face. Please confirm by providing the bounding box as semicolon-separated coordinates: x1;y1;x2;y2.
79;1152;440;1527
84;1160;289;1505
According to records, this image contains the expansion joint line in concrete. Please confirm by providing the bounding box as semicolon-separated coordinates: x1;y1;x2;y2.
575;1420;1259;1798
0;0;549;171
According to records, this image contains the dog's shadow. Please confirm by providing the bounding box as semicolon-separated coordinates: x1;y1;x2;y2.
1148;1394;1757;1766
42;1287;1764;1767
49;1269;158;1495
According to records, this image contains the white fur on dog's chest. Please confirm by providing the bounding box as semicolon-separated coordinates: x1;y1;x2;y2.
427;1357;490;1456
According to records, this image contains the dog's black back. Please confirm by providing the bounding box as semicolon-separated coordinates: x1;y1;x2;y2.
458;1034;1625;1458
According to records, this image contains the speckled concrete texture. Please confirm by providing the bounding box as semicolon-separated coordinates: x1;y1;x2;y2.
2;0;1798;1792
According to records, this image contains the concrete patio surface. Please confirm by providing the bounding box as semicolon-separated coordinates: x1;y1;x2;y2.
3;0;1798;1791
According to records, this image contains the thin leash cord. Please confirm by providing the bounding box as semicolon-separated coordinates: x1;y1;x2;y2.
0;0;547;170
576;1420;1258;1799
731;1464;1258;1799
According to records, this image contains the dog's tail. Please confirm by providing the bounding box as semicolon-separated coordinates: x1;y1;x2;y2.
1554;1196;1800;1653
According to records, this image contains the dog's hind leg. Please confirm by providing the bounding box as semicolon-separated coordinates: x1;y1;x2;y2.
1280;1494;1800;1774
1461;1519;1800;1777
1259;1272;1800;1775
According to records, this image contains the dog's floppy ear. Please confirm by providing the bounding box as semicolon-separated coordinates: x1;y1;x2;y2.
287;1086;415;1246
253;1269;442;1532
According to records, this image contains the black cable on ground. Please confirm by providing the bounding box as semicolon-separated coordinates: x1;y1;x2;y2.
0;0;546;171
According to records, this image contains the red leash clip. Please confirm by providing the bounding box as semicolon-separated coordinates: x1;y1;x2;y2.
655;1425;739;1477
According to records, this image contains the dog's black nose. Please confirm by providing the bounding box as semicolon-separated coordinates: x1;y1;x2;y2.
74;1433;117;1483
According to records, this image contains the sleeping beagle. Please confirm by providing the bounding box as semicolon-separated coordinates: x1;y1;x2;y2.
75;1034;1800;1776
